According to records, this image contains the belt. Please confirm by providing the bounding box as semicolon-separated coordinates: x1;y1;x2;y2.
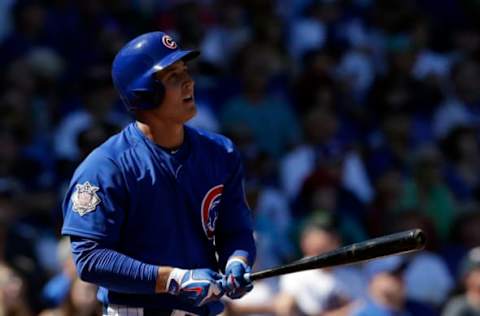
103;304;199;316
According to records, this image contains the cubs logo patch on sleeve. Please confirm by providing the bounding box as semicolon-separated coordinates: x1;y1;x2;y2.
71;181;101;216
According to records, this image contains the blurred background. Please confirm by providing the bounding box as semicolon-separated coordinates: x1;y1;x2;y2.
1;0;480;315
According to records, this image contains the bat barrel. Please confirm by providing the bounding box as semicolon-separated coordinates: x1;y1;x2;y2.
248;228;426;282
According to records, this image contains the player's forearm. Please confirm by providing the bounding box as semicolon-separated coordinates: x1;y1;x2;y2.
70;237;158;294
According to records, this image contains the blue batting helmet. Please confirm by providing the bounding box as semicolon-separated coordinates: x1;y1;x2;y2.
111;31;199;111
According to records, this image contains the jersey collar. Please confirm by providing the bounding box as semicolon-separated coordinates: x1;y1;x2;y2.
130;122;191;162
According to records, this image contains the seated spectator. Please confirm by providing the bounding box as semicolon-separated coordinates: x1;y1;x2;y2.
442;247;480;316
352;256;438;316
410;16;452;83
41;237;76;308
367;57;439;152
54;65;128;161
200;1;250;72
276;222;363;316
292;49;336;115
280;98;373;204
335;43;376;106
0;1;48;65
365;109;413;182
295;167;368;244
0;91;50;191
397;145;456;241
39;278;101;316
443;210;480;279
433;58;480;140
220;50;301;159
288;1;342;65
366;166;405;237
390;211;454;308
246;179;295;273
236;14;292;81
0;178;52;313
441;126;480;205
0;262;33;316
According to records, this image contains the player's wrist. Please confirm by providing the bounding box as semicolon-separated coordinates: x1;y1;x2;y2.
226;256;249;268
165;268;188;295
227;250;253;266
155;266;176;293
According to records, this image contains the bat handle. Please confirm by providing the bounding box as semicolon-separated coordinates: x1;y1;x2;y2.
244;272;252;283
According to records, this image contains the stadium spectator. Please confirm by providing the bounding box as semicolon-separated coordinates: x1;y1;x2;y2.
442;247;480;316
276;222;364;316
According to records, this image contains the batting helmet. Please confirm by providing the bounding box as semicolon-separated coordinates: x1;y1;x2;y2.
111;32;199;111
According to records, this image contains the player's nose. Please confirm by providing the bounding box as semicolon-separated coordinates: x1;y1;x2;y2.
182;74;194;90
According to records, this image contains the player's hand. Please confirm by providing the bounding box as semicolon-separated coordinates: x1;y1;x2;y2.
223;257;253;299
166;268;224;306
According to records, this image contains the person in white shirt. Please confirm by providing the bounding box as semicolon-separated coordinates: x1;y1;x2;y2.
277;222;363;316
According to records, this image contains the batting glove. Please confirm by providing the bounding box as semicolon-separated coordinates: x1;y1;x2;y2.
223;257;253;299
166;268;224;306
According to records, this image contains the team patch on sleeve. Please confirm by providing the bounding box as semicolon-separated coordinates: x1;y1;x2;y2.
71;181;101;216
201;184;224;240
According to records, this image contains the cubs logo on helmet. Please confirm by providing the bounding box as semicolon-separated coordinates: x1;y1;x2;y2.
162;35;177;49
201;184;224;239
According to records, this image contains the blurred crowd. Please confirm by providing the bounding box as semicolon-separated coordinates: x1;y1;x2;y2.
1;0;480;315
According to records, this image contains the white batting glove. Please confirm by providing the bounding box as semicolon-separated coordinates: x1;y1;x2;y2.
166;268;225;306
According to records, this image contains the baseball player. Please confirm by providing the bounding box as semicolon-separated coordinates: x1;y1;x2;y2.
61;31;256;316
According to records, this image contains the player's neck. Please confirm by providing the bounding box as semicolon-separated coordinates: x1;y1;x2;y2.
136;120;184;149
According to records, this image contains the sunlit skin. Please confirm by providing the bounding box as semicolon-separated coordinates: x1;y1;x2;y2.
136;60;196;150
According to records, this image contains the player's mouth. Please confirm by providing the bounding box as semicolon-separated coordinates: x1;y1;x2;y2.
183;95;194;104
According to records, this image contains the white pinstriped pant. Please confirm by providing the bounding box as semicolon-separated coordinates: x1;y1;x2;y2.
103;304;199;316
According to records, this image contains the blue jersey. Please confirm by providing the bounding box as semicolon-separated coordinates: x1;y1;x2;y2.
62;122;255;308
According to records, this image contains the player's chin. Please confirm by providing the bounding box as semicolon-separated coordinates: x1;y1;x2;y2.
181;101;197;121
183;98;196;110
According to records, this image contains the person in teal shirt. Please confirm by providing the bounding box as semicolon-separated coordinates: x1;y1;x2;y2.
220;58;301;159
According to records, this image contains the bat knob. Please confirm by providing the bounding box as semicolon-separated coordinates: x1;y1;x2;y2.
412;228;427;249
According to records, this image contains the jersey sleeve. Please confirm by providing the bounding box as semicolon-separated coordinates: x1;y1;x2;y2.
62;151;128;244
215;147;256;267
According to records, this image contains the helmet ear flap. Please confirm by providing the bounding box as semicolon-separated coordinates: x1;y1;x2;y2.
152;79;165;107
132;81;164;110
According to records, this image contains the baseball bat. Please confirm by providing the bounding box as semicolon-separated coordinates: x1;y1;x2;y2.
245;228;426;282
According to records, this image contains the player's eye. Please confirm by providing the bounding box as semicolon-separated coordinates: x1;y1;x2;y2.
166;72;180;83
167;69;190;84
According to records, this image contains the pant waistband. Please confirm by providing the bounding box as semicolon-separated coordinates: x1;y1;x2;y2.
103;304;199;316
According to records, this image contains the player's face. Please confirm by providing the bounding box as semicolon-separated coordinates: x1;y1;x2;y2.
154;61;196;123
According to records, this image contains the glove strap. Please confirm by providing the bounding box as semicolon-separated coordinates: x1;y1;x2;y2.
166;268;188;295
